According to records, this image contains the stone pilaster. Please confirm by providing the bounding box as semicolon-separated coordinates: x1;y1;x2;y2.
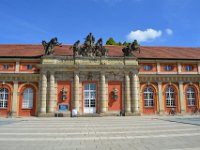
15;60;20;73
179;81;185;113
39;71;47;114
131;72;139;114
74;71;79;111
158;81;164;113
125;72;131;113
100;72;107;113
157;62;160;73
198;63;200;74
48;71;55;113
178;63;181;74
11;81;18;116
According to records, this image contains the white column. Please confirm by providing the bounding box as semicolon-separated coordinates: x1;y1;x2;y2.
131;72;139;113
157;62;160;73
198;63;200;74
49;71;55;113
11;81;18;116
125;72;131;113
74;71;79;111
15;60;20;73
158;81;164;113
178;63;182;74
179;81;185;113
40;71;47;113
100;72;107;113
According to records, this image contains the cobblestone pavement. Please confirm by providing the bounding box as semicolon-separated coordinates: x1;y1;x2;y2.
0;116;200;150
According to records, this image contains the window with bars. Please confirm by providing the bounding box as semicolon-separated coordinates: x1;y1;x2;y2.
144;87;154;107
166;87;176;107
187;87;196;106
0;88;8;108
22;88;33;109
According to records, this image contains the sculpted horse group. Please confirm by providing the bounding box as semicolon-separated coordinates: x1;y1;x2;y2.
42;34;140;57
72;33;108;57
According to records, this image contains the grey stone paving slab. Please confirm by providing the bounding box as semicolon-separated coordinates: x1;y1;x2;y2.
0;116;200;150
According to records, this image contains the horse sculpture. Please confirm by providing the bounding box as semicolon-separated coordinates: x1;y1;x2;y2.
42;37;62;55
122;40;140;56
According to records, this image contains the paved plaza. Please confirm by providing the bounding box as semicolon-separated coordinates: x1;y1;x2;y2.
0;116;200;150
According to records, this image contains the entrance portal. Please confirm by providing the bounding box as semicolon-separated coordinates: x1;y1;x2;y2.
83;83;96;113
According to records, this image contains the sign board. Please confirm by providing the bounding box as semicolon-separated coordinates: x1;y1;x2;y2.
58;104;68;112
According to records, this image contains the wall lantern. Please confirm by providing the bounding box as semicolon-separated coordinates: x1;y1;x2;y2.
112;87;118;100
61;87;67;101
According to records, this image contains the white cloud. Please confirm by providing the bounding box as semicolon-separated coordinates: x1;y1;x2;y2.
126;28;162;42
165;28;173;35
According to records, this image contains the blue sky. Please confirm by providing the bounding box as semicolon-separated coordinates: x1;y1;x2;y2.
0;0;200;47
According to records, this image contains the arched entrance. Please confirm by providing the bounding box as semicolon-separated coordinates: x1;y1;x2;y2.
0;87;11;116
18;85;36;116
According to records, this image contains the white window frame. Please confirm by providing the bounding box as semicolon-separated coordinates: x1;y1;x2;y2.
187;87;196;106
22;88;33;109
0;88;8;108
166;87;176;107
144;87;154;107
84;83;96;113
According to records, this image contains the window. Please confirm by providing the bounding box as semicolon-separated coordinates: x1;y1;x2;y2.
165;65;173;71
185;65;193;71
166;87;176;107
187;87;196;106
0;88;8;108
22;88;33;109
3;64;9;70
144;87;154;107
143;65;152;71
27;64;33;70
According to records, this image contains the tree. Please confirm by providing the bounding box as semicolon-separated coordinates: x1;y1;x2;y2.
106;37;116;45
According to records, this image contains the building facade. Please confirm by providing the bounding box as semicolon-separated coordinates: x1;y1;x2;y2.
0;41;200;117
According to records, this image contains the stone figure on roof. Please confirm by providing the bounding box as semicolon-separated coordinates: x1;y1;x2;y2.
42;37;62;55
122;40;140;56
72;33;108;57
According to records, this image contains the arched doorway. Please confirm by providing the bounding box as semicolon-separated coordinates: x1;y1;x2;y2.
0;87;11;116
142;86;157;114
164;86;178;113
18;86;36;116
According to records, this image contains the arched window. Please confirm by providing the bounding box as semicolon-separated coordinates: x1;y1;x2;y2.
22;88;33;109
144;87;154;107
166;87;175;106
0;88;8;108
187;87;196;106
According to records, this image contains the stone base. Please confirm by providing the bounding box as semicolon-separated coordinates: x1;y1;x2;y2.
37;112;71;117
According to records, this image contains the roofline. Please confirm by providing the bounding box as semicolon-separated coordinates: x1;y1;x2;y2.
138;58;200;61
0;56;42;58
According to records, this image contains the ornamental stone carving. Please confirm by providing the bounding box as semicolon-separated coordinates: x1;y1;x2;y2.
122;40;140;57
42;37;62;55
72;33;108;57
